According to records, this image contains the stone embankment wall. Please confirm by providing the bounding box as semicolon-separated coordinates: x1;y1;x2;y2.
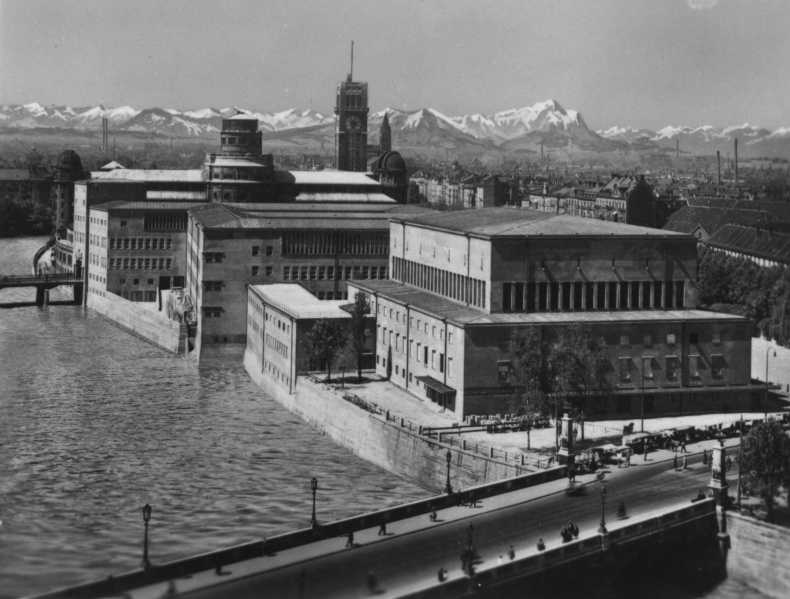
725;511;790;598
243;353;561;492
88;292;186;355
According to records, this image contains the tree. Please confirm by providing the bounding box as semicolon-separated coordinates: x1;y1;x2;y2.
548;324;613;441
507;327;551;449
303;319;348;383
349;292;371;382
740;419;790;521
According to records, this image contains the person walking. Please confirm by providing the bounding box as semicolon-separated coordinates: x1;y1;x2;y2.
569;520;579;539
617;502;627;520
726;456;733;472
378;522;387;536
537;538;545;551
702;449;708;465
682;453;688;470
643;442;650;461
346;531;354;548
437;567;447;582
673;454;678;471
681;441;687;453
429;507;437;522
508;546;515;560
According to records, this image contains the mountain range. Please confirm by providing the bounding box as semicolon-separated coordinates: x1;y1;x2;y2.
2;101;788;161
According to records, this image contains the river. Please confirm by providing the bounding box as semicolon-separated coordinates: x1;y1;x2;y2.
0;237;430;598
0;237;772;599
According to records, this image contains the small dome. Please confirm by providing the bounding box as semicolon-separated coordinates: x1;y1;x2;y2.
374;151;406;172
56;149;83;171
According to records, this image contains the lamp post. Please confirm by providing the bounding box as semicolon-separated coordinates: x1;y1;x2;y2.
597;486;607;534
737;423;743;508
444;449;453;495
764;346;776;417
310;477;318;528
141;503;152;570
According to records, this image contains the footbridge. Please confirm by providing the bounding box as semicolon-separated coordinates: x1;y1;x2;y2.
28;443;737;599
0;273;83;305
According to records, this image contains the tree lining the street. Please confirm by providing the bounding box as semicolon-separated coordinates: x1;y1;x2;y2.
303;319;348;383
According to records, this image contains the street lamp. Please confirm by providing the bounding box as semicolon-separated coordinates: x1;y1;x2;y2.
737;421;743;508
141;503;152;570
597;486;607;534
310;477;318;528
444;450;453;495
764;346;776;417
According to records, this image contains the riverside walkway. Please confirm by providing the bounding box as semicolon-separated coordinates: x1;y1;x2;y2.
29;439;738;599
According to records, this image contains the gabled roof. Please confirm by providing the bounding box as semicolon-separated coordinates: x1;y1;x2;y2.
663;205;774;236
707;224;790;264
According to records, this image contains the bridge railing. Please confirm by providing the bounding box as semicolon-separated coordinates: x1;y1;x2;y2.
0;272;78;285
398;498;718;599
27;463;567;599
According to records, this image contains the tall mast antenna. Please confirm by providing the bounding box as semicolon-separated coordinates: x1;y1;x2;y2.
350;41;354;79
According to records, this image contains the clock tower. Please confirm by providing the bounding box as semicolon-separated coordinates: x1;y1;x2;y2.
334;49;369;171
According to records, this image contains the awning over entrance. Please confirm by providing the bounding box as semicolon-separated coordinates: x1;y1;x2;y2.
416;375;455;395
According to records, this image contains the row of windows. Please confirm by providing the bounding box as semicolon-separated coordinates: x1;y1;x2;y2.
502;280;686;313
89;254;106;268
265;312;291;334
619;333;721;347
109;258;173;270
316;291;348;300
109;237;173;250
265;333;289;358
142;213;188;231
282;232;388;256
251;245;274;257
203;307;222;318
251;266;273;276
89;235;106;248
283;265;387;281
119;290;157;302
118;278;155;286
89;216;107;226
392;257;486;309
378;350;455;379
88;273;106;284
264;359;290;387
377;306;454;343
618;354;727;380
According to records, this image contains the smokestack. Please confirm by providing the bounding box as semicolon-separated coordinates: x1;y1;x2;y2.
717;151;721;188
734;139;739;183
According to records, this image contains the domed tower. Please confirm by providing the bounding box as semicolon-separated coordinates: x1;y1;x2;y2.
52;149;86;233
379;112;392;154
372;151;408;203
205;111;274;203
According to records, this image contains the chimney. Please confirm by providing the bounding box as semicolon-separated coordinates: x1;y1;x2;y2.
735;139;739;184
717;151;721;188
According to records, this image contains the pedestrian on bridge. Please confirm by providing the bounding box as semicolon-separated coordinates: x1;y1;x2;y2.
378;521;387;536
537;538;545;551
346;531;354;547
437;567;447;582
673;454;678;471
508;546;515;560
430;507;437;522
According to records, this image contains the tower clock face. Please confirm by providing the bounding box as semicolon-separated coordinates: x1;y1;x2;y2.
345;116;362;131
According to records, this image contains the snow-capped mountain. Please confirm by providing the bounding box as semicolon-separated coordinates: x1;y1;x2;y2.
1;100;788;159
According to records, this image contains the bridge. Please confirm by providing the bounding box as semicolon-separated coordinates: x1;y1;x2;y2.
28;441;737;599
0;273;83;305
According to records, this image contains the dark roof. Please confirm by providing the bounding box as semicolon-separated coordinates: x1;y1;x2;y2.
390;207;689;239
663;206;775;236
687;197;790;222
91;201;205;212
706;225;790;264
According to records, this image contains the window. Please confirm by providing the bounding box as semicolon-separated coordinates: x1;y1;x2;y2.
203;307;221;318
265;246;273;256
666;333;676;345
431;349;436;370
620;335;629;347
439;353;444;373
252;246;260;256
283;266;291;281
204;252;222;264
498;360;512;384
643;335;652;347
642;357;653;379
689;333;699;345
689;355;700;378
147;278;154;285
711;354;725;378
265;266;273;276
666;356;678;379
133;278;140;285
447;357;453;378
250;266;260;276
204;281;222;292
120;220;127;227
423;345;428;366
712;332;721;345
619;357;631;381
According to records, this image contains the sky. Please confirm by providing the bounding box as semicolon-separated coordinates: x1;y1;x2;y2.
0;0;788;131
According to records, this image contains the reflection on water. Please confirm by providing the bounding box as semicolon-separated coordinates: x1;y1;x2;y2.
0;237;429;598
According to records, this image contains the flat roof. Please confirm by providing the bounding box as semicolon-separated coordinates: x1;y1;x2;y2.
146;190;206;201
91;201;205;212
390;208;693;240
295;192;395;203
275;170;380;186
90;169;204;183
350;280;750;327
249;284;351;320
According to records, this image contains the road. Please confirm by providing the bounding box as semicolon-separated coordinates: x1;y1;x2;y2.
123;440;738;599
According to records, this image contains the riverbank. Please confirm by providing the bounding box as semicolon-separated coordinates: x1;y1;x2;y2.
242;352;558;492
